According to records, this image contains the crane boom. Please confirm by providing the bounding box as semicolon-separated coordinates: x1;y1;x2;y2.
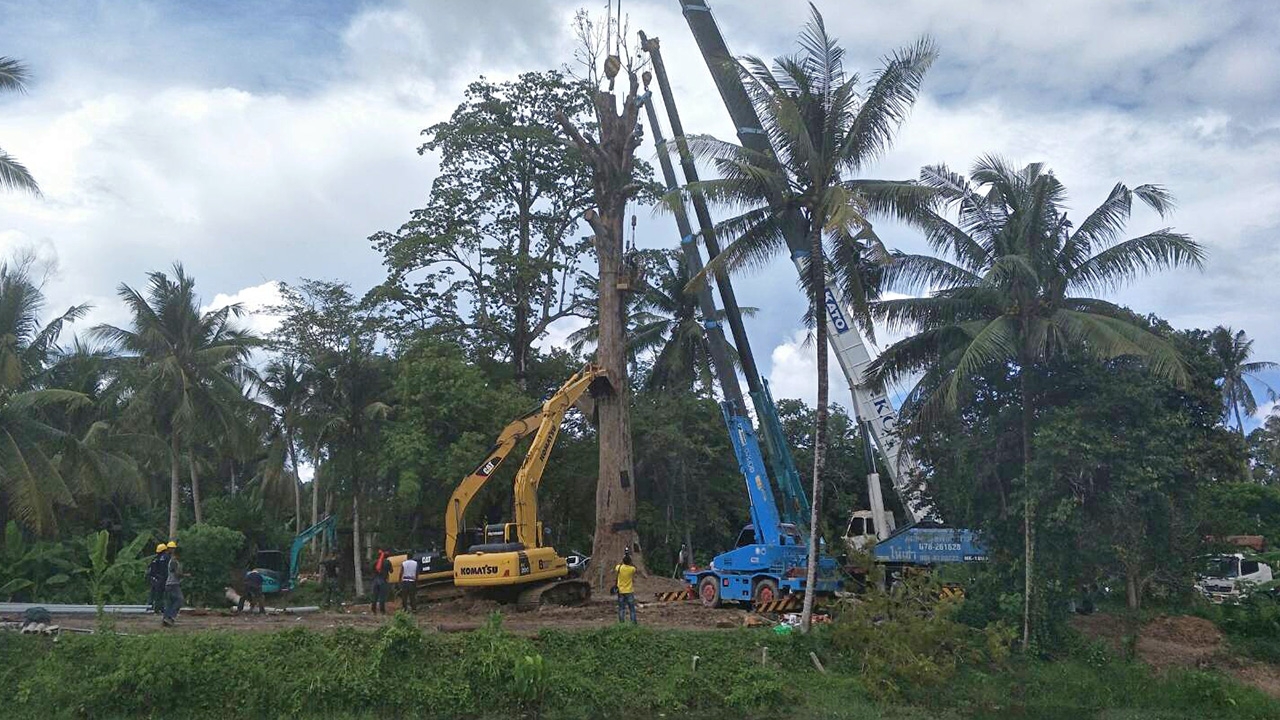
640;31;809;534
678;0;933;523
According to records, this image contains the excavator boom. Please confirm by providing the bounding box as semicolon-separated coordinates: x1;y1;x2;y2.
444;410;541;561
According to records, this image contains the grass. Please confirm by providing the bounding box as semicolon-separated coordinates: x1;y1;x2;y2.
0;613;1273;719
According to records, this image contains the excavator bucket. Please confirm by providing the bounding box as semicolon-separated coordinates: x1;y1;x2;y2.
575;371;615;420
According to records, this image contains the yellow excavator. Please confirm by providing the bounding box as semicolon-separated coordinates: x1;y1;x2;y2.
450;364;609;607
385;400;550;590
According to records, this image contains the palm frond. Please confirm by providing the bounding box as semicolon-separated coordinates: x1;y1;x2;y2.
1067;230;1204;294
0;150;40;195
842;37;937;169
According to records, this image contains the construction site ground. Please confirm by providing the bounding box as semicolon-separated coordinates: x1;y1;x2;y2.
29;575;762;636
1072;611;1280;699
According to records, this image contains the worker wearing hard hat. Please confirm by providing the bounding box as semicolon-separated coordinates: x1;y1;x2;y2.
161;541;183;627
145;543;170;614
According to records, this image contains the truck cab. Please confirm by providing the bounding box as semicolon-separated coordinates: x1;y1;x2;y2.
1196;554;1275;602
843;509;896;553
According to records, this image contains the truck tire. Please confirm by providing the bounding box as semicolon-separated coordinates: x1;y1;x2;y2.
753;578;779;605
698;575;721;609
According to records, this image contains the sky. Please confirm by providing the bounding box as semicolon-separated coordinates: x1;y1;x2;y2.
2;0;1278;427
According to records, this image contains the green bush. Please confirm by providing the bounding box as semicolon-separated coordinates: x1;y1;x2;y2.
176;523;245;605
203;495;293;558
830;574;1015;700
0;620;1275;719
1194;593;1280;639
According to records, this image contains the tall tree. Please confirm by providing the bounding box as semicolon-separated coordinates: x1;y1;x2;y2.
556;10;650;587
271;280;389;592
0;262;88;532
0;57;39;194
866;158;1203;649
673;7;935;631
93;264;258;538
1210;326;1276;437
1249;412;1280;485
370;71;596;386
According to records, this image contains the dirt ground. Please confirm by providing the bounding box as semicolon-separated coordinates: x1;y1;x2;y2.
1071;612;1280;698
7;574;758;637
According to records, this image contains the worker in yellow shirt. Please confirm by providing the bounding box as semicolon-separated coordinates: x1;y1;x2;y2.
614;550;637;623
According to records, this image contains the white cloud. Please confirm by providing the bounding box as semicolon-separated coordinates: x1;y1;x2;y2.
536;316;590;354
1253;399;1280;423
204;281;287;338
1;0;1278;413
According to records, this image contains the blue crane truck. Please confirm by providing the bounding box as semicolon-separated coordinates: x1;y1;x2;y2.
684;409;842;608
638;36;842;610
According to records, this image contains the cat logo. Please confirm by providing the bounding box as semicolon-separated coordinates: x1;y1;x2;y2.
460;565;499;576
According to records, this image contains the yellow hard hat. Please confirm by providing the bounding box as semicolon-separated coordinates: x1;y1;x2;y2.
156;543;167;553
166;541;178;549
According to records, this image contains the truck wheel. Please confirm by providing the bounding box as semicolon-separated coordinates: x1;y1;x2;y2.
698;576;721;609
753;578;779;605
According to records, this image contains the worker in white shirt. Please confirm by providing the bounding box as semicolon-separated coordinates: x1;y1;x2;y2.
399;553;419;613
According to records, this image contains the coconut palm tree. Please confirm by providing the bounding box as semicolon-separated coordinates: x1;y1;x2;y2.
671;6;935;632
0;262;88;532
44;339;154;525
865;157;1204;649
1;57;40;194
260;358;310;533
1211;326;1277;436
93;263;258;538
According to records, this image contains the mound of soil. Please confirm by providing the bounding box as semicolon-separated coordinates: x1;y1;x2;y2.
1141;615;1223;648
1072;612;1280;699
1136;615;1222;671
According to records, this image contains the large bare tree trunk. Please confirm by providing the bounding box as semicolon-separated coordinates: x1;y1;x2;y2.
800;226;827;633
559;71;648;590
168;434;181;539
188;447;203;526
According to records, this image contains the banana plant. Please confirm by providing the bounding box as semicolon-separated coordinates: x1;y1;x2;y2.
85;529;150;608
0;520;78;601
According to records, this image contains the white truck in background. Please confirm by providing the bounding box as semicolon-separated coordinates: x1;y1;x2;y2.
1196;553;1275;603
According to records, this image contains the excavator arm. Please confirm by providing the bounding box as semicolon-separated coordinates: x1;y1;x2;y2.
444;410;541;561
286;515;336;590
511;365;609;548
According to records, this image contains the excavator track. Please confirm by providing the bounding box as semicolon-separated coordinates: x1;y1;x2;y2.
514;578;592;611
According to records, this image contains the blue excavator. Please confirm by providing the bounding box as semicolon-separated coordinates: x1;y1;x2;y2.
253;516;337;595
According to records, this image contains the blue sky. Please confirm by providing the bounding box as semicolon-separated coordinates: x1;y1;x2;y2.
2;0;1278;427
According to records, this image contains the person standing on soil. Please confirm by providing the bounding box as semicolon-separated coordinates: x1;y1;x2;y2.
400;553;419;613
614;551;637;624
370;549;391;615
321;553;341;608
238;569;266;615
162;542;183;627
146;543;169;614
673;543;688;579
